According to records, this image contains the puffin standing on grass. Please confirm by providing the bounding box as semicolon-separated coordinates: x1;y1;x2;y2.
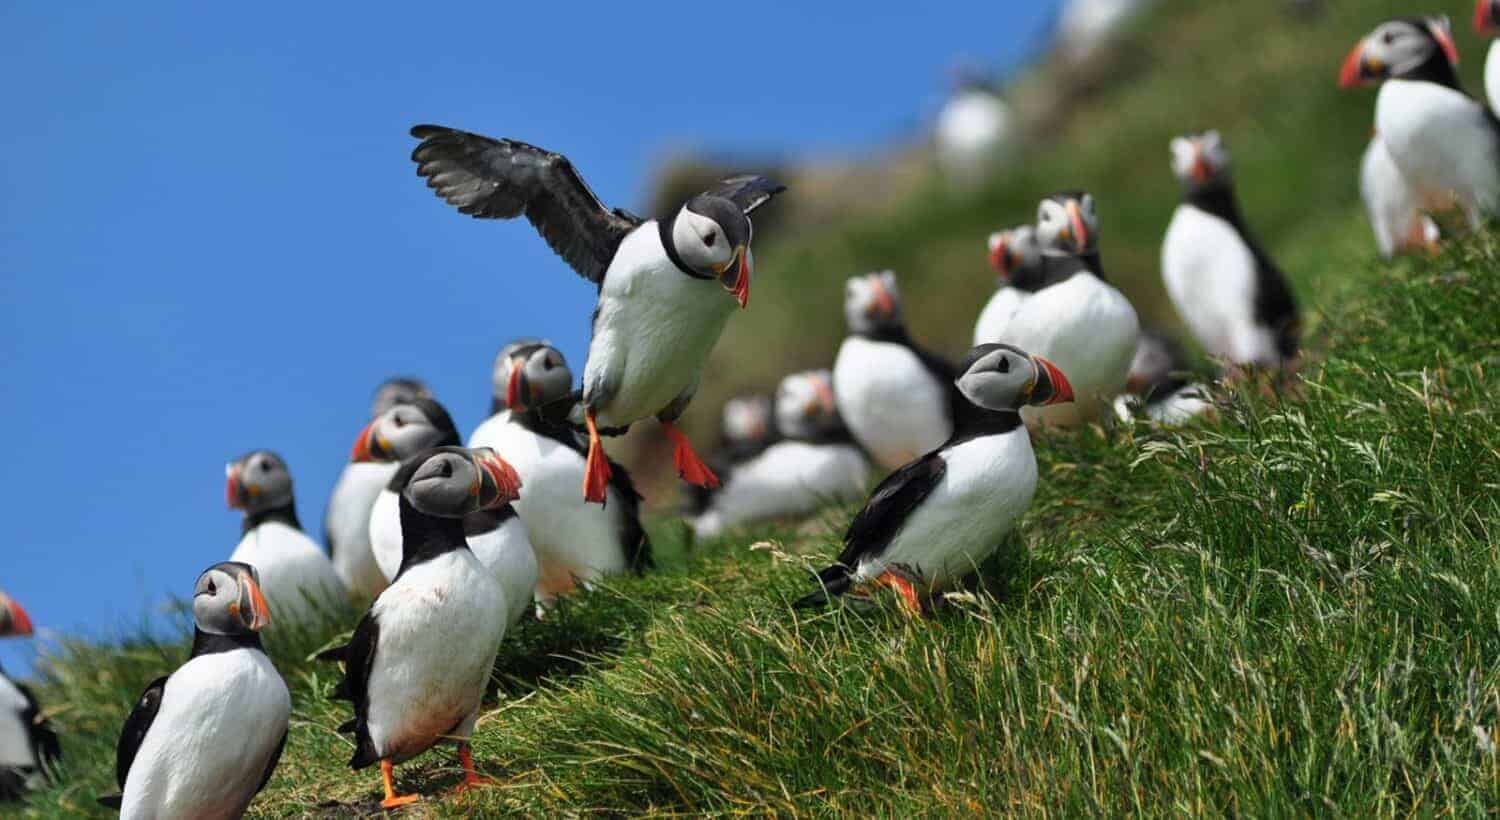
973;225;1045;346
1161;131;1299;368
833;271;957;469
467;338;545;449
795;344;1072;614
1340;16;1500;226
476;342;651;603
693;370;871;538
325;377;432;600
0;592;59;802
1475;1;1500;112
324;447;521;809
1111;330;1215;425
409;125;786;503
226;451;347;622
1002;192;1139;426
686;393;779;518
98;563;288;818
1360;134;1442;258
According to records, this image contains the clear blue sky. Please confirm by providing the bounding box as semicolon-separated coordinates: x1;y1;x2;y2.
0;1;1059;674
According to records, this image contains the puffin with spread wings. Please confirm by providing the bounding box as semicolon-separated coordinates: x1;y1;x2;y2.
410;126;787;503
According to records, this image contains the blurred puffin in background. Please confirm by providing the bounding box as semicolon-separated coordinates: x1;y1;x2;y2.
973;225;1045;347
0;592;58;802
1474;1;1500;111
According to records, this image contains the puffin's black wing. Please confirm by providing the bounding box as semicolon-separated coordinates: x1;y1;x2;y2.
328;611;378;704
14;681;60;773
99;674;168;807
410;125;641;284
705;175;788;215
795;453;947;608
1248;252;1299;361
254;730;288;796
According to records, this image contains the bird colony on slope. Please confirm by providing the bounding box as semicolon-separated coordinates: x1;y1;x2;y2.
1;8;1497;816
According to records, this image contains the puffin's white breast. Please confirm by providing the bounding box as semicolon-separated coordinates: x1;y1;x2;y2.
1487;42;1500;117
325;461;397;599
465;515;538;627
833;336;952;469
1376;80;1500;218
972;286;1028;346
1360;135;1439;258
119;650;289;820
466;409;512;449
0;675;34;768
229;522;346;622
1003;272;1139;422
1161;204;1276;365
854;429;1037;590
693;441;871;537
368;491;403;584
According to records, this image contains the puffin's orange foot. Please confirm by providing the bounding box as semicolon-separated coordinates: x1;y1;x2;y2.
381;794;421;809
582;410;611;504
380;759;421;809
455;743;494;794
662;422;719;489
876;571;924;617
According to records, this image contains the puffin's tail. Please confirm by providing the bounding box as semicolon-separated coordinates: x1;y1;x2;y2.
314;644;346;664
793;565;854;609
97;794;123;810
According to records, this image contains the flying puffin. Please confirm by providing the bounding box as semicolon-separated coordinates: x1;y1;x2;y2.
795;344;1073;614
473;342;651;604
325;377;432;600
324;447;521;809
226;450;347;622
409;125;786;503
686;393;780;516
1161;131;1299;368
0;593;59;802
1002;192;1140;426
1340;17;1500;226
833;271;957;469
467;338;545;449
693;369;871;538
972;224;1045;346
1475;1;1500;112
1111;329;1215;426
98;562;289;818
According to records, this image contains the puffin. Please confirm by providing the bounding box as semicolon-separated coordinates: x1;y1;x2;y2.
325;376;433;600
693;369;871;538
1161;131;1299;368
1002;191;1140;426
98;562;289;818
833;270;957;469
473;342;651;604
1111;329;1215;426
409;125;786;503
686;393;780;516
324;446;521;809
0;592;59;802
467;338;545;449
353;399;535;624
1340;17;1500;226
226;450;347;622
1360;134;1442;258
1475;1;1500;113
933;74;1014;183
795;344;1073;613
972;224;1045;346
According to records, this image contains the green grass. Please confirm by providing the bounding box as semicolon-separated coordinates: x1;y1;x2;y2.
16;0;1500;815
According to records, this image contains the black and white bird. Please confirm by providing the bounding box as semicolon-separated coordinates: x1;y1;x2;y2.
1360;133;1442;258
357;399;536;625
1475;1;1500;112
693;369;871;538
1111;329;1215;426
473;342;651;604
226;451;346;622
98;563;288;818
833;271;957;469
1161;131;1299;368
1003;192;1139;426
685;393;779;517
324;447;521;809
933;75;1015;184
325;377;432;600
973;225;1045;346
0;592;58;802
409;126;786;503
1340;17;1500;226
467;338;545;449
795;344;1072;614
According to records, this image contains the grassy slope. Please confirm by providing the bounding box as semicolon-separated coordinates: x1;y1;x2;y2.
20;0;1500;816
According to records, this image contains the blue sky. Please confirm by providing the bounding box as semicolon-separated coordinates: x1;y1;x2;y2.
0;1;1059;674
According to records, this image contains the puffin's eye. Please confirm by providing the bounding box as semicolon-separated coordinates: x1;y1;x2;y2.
996;357;1011;373
703;230;717;247
437;460;453;478
394;415;407;428
207;580;217;596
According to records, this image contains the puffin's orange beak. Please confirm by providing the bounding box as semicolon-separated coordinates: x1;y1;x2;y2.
350;421;376;463
225;463;244;509
1034;356;1075;406
988;235;1012;278
473;448;523;507
238;571;272;632
1339;42;1371;88
1065;200;1090;251
1431;20;1460;66
1478;1;1498;35
730;246;751;309
1;595;34;637
1190;145;1212;184
506;364;526;412
868;280;896;319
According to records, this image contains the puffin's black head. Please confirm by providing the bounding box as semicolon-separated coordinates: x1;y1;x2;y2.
225;450;293;514
956;343;1074;411
843;270;903;334
1478;1;1500;37
721;394;774;448
986;225;1043;284
370;377;431;419
1340;17;1458;87
667;175;786;309
400;446;521;518
0;590;33;638
1170;131;1231;193
350;397;459;464
1036;191;1099;257
774;369;841;440
193;561;272;636
503;343;573;414
489;337;547;410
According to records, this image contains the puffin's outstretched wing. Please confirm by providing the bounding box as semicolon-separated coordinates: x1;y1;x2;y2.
98;674;168;808
706;175;787;215
410;125;641;284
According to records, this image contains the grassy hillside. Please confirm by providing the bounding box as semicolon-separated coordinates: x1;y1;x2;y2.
16;0;1500;816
